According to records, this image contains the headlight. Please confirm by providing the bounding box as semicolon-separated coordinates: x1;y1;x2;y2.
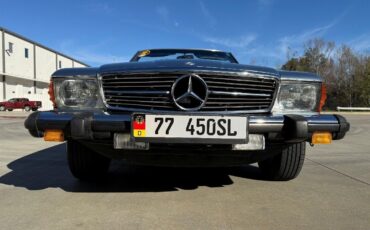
272;83;321;113
53;78;104;109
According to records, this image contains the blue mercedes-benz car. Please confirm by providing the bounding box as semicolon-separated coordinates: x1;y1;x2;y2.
25;49;349;181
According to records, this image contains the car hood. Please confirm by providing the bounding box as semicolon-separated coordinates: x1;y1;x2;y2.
53;59;321;82
99;59;280;76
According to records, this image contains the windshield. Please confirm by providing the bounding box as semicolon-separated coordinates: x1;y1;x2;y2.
131;49;238;63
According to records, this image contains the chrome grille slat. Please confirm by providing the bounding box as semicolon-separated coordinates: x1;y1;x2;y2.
103;85;171;89
208;85;274;93
105;95;169;99
104;90;170;95
205;101;271;105
205;80;275;89
103;80;175;85
203;105;270;109
209;90;271;97
201;76;275;85
103;76;178;81
107;99;171;104
207;97;272;101
102;73;277;112
108;102;173;109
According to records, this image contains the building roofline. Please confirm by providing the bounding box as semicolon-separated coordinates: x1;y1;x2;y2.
0;26;90;67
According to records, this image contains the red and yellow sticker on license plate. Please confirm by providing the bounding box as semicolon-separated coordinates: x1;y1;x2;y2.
133;114;147;137
132;114;247;143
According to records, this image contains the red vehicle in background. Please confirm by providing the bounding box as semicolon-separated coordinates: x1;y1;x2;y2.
0;98;42;112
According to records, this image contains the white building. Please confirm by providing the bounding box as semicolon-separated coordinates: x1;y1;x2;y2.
0;27;88;110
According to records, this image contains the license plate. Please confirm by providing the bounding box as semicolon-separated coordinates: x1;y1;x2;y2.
132;114;248;144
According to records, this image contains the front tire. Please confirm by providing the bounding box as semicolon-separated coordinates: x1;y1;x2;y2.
0;106;5;111
24;106;31;112
7;108;13;111
67;140;111;181
258;142;305;181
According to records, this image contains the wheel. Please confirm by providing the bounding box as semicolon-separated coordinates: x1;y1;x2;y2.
258;142;306;181
7;108;13;111
67;140;111;181
24;106;31;112
0;106;5;111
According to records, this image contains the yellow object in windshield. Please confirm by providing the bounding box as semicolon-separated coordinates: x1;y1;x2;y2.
138;50;151;57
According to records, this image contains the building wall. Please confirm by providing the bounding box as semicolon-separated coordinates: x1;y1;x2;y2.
0;30;3;74
0;28;88;110
0;79;3;101
4;77;31;98
35;46;57;82
5;77;16;98
4;33;34;80
0;31;3;101
73;62;86;68
57;55;73;69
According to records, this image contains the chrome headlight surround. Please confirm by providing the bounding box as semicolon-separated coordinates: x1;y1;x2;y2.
272;82;321;114
53;76;104;110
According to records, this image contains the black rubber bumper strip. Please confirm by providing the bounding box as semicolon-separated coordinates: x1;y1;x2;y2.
333;114;350;140
24;111;349;140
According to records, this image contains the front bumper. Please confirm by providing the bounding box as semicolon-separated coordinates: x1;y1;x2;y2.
24;111;350;143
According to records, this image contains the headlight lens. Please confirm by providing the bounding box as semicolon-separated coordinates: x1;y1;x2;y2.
54;78;103;109
272;83;321;113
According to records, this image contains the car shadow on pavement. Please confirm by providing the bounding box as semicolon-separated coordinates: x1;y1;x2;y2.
0;144;267;192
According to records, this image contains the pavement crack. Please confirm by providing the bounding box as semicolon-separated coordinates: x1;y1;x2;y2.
306;158;370;186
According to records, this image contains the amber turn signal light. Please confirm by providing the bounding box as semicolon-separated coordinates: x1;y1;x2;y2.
318;83;327;112
311;132;332;144
48;80;57;108
44;130;64;142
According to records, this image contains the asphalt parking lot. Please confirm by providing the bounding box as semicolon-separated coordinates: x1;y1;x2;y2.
0;113;369;230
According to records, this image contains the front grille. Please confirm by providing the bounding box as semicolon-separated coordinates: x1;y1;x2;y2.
101;73;277;112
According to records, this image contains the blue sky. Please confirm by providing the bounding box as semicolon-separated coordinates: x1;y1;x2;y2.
1;0;369;67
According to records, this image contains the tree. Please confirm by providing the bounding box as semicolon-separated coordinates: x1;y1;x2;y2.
281;38;370;110
304;39;335;76
335;45;360;107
